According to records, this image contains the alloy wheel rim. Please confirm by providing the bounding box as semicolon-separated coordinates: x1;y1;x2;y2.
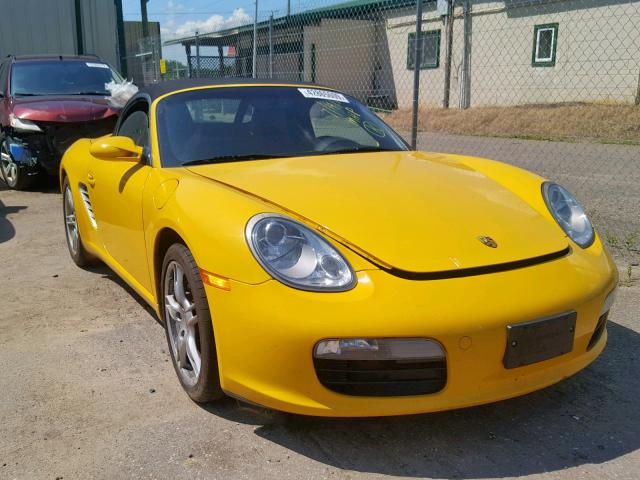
64;186;79;255
164;261;201;386
0;144;17;186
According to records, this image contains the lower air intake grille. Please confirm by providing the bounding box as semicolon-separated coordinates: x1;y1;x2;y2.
587;311;608;351
314;358;447;396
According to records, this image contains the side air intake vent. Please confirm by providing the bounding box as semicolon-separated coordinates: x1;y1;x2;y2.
79;184;97;228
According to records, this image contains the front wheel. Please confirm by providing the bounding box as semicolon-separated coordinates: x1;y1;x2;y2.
62;177;97;267
0;140;34;190
162;243;224;403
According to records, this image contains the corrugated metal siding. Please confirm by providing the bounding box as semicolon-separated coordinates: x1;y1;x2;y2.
0;0;77;58
0;0;120;72
80;0;119;68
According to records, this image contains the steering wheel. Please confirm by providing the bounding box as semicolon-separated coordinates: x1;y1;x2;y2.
314;136;362;153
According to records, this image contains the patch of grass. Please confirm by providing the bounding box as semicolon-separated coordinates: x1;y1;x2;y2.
380;103;640;145
604;232;622;249
619;264;637;288
624;232;639;251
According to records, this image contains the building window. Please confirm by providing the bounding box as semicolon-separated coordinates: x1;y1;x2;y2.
532;23;558;67
407;30;441;70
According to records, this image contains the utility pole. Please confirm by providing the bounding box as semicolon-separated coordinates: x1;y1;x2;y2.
141;0;150;38
252;0;259;78
195;31;201;78
442;0;454;108
287;0;291;16
410;0;424;150
460;0;471;109
269;13;273;79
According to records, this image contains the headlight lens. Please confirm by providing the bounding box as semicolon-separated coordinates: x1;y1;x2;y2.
10;113;42;132
542;182;594;248
246;214;356;291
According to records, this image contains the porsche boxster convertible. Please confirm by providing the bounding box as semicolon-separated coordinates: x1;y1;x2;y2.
60;79;618;417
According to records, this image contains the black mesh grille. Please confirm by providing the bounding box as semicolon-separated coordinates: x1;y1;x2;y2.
314;358;447;396
41;117;117;156
587;312;608;351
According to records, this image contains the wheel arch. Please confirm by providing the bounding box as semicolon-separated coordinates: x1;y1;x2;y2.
59;168;68;191
153;227;188;314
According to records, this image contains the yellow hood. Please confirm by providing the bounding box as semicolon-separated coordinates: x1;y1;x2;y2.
187;151;568;273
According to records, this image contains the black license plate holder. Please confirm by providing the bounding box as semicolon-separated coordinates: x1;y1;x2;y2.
503;312;576;369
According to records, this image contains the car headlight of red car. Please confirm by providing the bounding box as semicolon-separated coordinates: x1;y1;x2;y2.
10;113;43;133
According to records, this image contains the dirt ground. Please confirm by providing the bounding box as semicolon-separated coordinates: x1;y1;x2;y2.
383;104;640;145
1;136;639;479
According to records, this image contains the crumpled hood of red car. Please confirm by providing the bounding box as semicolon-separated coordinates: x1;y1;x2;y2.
12;96;118;123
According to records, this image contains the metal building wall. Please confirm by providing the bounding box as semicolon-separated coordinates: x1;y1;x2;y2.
0;0;121;72
79;0;120;68
0;0;78;58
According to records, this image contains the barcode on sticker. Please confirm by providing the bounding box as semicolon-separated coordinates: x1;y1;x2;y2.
86;62;110;69
298;88;348;103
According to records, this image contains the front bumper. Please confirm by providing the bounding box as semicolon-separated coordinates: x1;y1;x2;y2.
7;117;117;175
204;243;617;417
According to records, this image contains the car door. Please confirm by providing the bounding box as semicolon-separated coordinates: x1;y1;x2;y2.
88;100;153;294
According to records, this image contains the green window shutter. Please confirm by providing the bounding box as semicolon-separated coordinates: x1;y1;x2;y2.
407;30;441;70
532;23;559;67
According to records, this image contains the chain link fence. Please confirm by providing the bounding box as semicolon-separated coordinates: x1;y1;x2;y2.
154;0;639;265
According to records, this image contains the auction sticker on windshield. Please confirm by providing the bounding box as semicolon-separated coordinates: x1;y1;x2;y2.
86;62;110;69
298;88;349;103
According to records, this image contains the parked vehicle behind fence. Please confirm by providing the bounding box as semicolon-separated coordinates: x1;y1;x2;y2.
0;55;123;189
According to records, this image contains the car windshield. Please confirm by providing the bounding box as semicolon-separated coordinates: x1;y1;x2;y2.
10;60;123;96
156;86;408;167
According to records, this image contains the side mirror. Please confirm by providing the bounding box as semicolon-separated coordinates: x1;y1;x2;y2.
90;136;142;161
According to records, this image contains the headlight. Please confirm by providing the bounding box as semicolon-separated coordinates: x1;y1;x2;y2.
542;182;594;248
246;214;356;291
10;113;42;132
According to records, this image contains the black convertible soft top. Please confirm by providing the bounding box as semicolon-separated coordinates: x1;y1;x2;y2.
140;78;327;102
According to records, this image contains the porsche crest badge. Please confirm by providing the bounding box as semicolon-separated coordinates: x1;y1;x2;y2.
478;236;498;248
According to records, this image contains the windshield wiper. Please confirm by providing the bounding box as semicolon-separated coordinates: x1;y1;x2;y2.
316;146;400;155
182;154;291;166
69;91;109;96
14;93;43;97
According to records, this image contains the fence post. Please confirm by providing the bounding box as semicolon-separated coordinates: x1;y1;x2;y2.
411;0;424;150
442;0;454;108
195;31;201;78
185;45;192;78
269;13;273;79
151;37;158;84
635;68;640;105
460;0;471;109
217;45;225;77
252;0;259;78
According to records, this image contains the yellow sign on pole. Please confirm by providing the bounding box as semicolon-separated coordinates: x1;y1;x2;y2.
159;59;167;75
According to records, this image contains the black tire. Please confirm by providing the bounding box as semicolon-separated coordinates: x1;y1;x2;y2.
0;140;34;190
161;243;224;403
62;177;97;267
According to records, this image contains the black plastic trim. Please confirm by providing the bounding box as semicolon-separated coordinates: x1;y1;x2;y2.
376;246;571;281
587;311;608;351
314;358;447;397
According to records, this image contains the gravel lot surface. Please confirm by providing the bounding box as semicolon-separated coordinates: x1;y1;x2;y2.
1;136;638;479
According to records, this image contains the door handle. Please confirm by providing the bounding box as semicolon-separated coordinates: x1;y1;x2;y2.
87;172;95;187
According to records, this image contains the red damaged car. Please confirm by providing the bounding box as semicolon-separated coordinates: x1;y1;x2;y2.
0;55;123;189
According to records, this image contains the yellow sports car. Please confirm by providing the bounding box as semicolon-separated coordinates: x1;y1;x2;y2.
60;79;618;417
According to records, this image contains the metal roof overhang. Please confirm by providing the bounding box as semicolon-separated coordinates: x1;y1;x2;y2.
163;0;418;48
